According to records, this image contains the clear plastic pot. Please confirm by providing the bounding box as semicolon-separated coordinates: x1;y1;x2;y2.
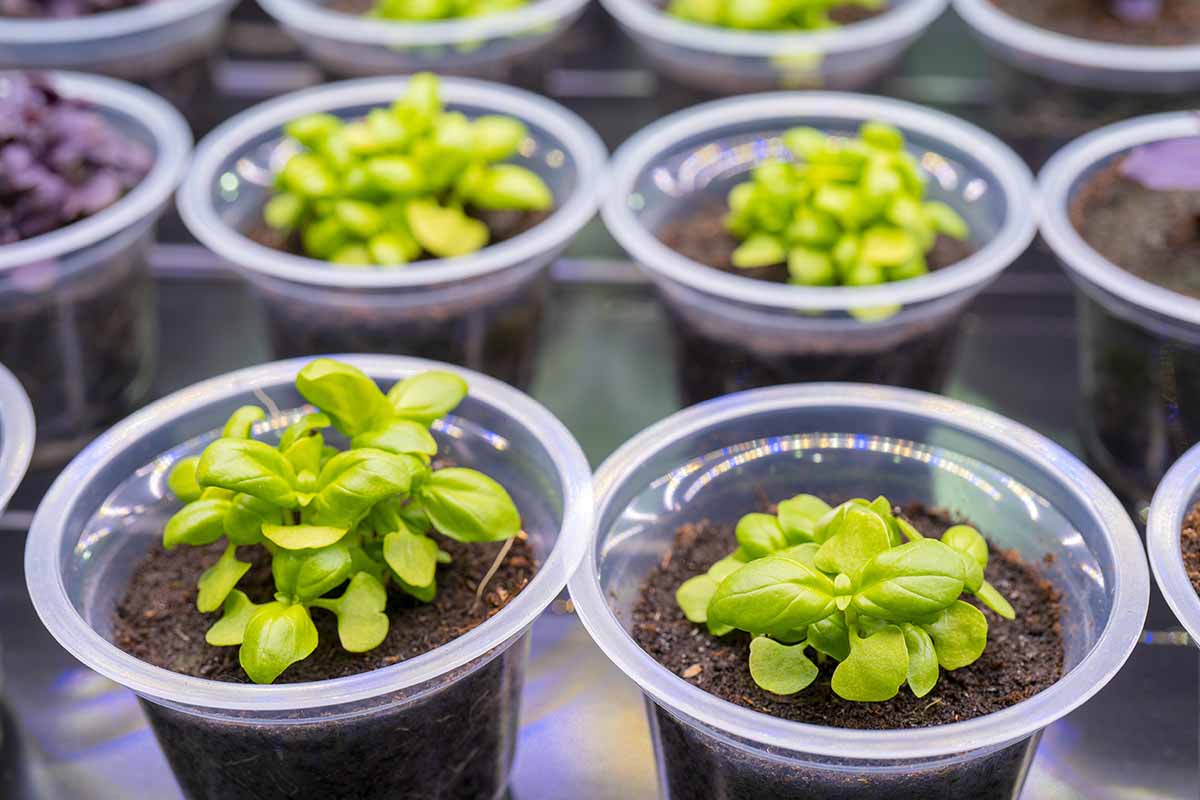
1147;442;1200;647
569;384;1149;799
953;0;1200;93
0;361;34;514
257;0;589;78
0;72;192;467
178;77;607;391
1039;113;1200;513
599;0;947;93
25;354;593;800
602;92;1037;405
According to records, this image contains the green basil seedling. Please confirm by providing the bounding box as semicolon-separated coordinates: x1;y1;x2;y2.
265;72;553;268
160;358;523;683
668;0;883;30
679;495;1018;702
368;0;529;20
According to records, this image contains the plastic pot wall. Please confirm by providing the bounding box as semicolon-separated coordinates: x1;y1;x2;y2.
570;385;1148;800
25;356;593;800
1147;443;1200;650
179;77;607;391
0;72;191;467
602;92;1037;406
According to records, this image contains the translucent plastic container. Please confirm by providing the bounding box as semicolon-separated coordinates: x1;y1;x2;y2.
257;0;589;78
178;77;606;390
0;0;236;82
0;362;34;514
953;0;1200;93
1039;113;1200;513
569;384;1149;799
599;0;948;93
602;92;1037;405
1147;443;1200;648
0;72;192;467
25;354;593;800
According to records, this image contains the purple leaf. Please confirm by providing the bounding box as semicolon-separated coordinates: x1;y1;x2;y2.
1119;137;1200;192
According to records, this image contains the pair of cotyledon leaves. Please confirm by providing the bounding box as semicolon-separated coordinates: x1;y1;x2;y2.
675;495;1016;702
163;358;521;684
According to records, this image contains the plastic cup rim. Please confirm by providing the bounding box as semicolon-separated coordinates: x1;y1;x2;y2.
953;0;1200;72
1147;443;1200;648
256;0;589;46
568;383;1149;761
0;362;34;515
598;0;948;57
1038;112;1200;329
0;71;193;273
601;91;1037;312
24;354;594;713
0;0;235;43
177;76;608;291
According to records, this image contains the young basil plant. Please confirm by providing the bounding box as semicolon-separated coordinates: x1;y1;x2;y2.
723;122;970;294
265;72;553;267
367;0;529;21
675;495;1017;702
163;358;522;684
668;0;883;30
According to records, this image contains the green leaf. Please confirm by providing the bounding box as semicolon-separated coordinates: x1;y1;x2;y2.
222;406;266;439
735;513;788;559
865;496;904;547
806;612;850;661
313;449;423;529
239;603;320;684
383;529;439;588
206;590;264;647
283;434;326;482
708;555;837;638
831;625;909;702
279;413;332;451
748;637;819;695
224;493;282;546
922;600;989;670
941;525;988;592
319;572;390;653
197;544;252;613
273;544;354;601
416;467;521;543
814;504;892;578
396;574;437;603
262;523;350;551
296;359;391;437
676;574;719;624
197;438;298;509
975;580;1016;620
776;494;832;544
167;456;202;502
707;553;748;582
352;419;439;458
386;371;468;425
163;498;231;550
895;516;924;542
852;539;966;621
901;622;940;698
776;542;820;569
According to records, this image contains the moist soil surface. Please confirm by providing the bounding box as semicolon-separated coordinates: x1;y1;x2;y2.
1071;157;1200;300
633;502;1064;729
658;203;974;285
989;0;1200;46
113;534;538;684
1182;501;1200;597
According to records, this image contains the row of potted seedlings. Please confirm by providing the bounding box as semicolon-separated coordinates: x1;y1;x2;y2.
1;0;1197;91
2;66;1198;513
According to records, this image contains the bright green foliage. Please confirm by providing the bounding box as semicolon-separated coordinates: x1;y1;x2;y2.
667;0;884;30
677;495;1017;702
722;122;971;289
161;358;522;684
267;72;552;267
368;0;527;22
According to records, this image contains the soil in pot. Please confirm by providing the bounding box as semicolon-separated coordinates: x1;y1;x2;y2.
632;501;1064;799
988;0;1200;46
657;203;975;403
248;209;550;390
111;534;539;799
1181;500;1200;596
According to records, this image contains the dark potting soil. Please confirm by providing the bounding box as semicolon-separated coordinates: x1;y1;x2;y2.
113;534;538;683
989;0;1200;46
632;503;1064;730
1182;501;1200;598
1071;157;1200;300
